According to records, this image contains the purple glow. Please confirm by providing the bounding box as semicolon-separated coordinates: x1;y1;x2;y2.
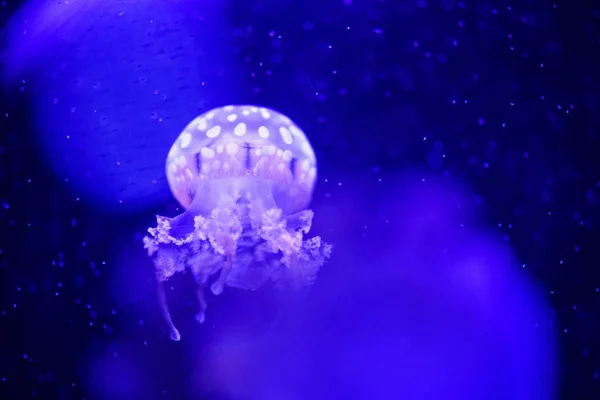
188;173;558;399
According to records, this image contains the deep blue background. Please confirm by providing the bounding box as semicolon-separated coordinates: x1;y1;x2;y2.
1;0;598;399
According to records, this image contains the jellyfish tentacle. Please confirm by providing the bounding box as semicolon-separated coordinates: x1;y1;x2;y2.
189;254;210;324
144;216;191;340
187;242;222;323
211;250;233;295
195;278;208;324
157;282;181;341
287;252;305;290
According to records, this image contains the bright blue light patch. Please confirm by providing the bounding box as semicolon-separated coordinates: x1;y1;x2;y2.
3;0;238;213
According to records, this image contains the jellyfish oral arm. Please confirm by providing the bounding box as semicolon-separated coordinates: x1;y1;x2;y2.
193;202;242;296
143;194;330;340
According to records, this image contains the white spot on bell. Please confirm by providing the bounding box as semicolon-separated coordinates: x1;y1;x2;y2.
289;125;303;137
279;126;293;144
227;113;238;122
197;118;207;130
258;126;269;138
234;123;247;136
260;108;271;119
180;132;192;148
200;147;215;159
206;125;221;138
282;150;292;161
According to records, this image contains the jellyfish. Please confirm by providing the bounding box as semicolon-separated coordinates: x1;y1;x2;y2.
143;105;331;341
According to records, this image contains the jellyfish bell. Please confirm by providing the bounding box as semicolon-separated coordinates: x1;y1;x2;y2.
143;105;331;341
166;105;318;216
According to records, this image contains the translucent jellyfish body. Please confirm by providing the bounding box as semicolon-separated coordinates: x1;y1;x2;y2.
143;105;331;341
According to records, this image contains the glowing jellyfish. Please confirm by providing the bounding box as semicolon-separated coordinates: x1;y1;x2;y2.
143;105;331;341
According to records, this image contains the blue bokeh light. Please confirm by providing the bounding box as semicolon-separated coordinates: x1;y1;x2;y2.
3;0;240;212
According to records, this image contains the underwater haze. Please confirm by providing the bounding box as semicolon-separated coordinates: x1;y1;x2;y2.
2;0;599;399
